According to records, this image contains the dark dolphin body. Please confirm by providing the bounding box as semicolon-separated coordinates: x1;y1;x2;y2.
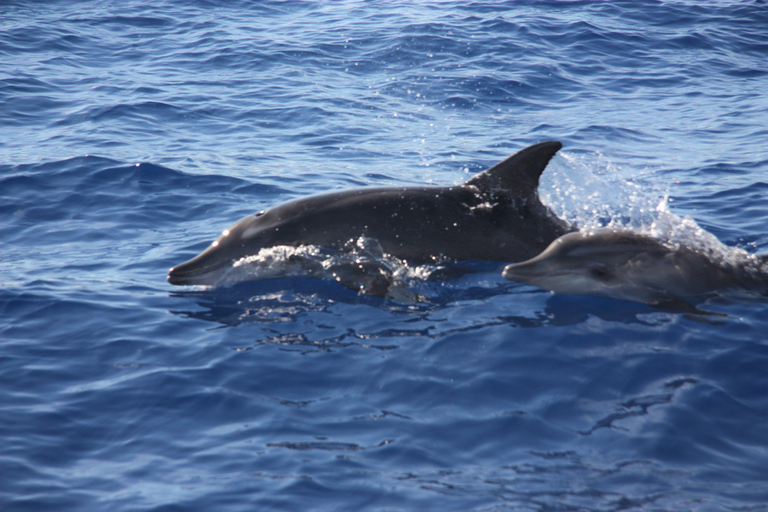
503;229;768;311
168;141;574;287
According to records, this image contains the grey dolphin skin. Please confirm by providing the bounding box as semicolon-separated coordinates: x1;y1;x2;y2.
502;230;768;310
168;141;573;286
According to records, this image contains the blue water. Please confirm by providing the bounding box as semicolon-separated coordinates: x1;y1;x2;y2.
3;1;768;510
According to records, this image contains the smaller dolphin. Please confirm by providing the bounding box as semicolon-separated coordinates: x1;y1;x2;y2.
502;230;768;310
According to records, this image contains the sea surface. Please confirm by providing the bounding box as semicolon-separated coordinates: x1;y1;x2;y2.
2;1;768;511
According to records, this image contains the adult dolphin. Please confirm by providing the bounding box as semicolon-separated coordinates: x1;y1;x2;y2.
168;141;574;287
502;229;768;311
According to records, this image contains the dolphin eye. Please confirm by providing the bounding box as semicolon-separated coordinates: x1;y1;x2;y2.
589;264;611;280
254;210;265;218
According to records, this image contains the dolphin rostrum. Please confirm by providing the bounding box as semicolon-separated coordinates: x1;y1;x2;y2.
168;141;573;288
502;229;768;310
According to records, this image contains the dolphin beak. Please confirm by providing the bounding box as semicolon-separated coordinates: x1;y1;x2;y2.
167;248;232;286
502;257;549;282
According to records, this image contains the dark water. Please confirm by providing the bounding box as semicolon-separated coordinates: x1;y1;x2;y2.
3;1;768;510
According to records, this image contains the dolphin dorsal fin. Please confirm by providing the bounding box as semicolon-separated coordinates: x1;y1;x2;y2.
466;141;562;198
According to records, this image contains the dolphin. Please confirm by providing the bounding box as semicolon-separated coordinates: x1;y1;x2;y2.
168;141;574;287
502;229;768;310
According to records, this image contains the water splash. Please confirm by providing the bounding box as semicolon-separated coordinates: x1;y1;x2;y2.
213;236;433;300
540;151;665;232
541;151;756;266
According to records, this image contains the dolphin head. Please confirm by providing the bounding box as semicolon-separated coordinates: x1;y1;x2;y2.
168;210;286;286
502;230;676;301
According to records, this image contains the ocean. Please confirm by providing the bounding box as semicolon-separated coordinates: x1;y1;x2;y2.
2;1;768;510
